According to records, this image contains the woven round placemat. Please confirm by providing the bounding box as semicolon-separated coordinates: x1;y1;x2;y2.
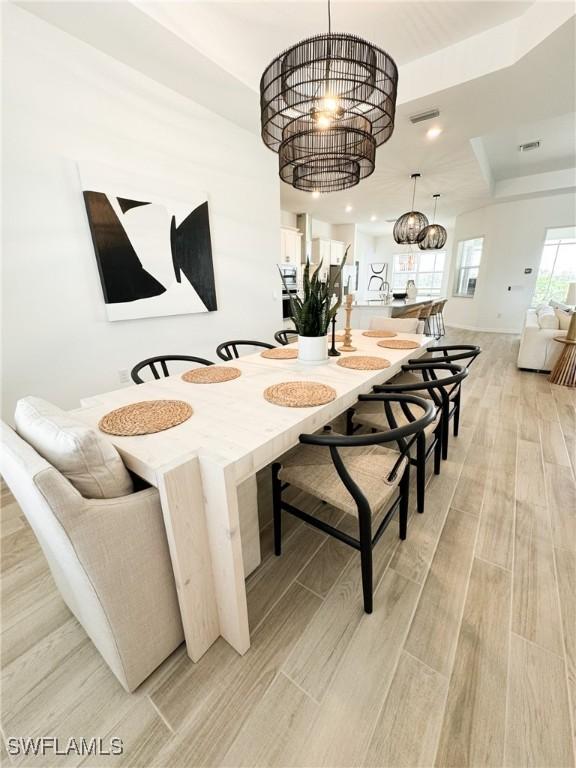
182;366;241;384
337;356;391;371
99;400;192;436
261;348;298;359
362;330;398;338
263;381;336;407
377;339;420;350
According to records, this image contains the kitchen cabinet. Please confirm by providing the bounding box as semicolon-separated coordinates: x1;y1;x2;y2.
311;238;346;268
330;240;346;266
280;227;302;266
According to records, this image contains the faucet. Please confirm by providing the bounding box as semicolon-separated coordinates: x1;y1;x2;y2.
379;281;390;302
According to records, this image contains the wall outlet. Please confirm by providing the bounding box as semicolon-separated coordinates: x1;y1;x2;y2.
118;368;130;384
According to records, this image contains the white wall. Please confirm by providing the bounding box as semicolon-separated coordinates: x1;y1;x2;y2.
445;192;576;333
280;210;297;228
1;5;281;420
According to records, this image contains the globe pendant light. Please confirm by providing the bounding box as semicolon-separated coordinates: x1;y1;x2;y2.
259;0;398;193
393;173;428;244
418;194;448;250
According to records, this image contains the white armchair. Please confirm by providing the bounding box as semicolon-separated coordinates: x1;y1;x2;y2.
0;422;184;692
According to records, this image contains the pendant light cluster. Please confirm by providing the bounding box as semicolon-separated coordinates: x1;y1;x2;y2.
394;174;447;250
259;0;398;194
418;194;447;250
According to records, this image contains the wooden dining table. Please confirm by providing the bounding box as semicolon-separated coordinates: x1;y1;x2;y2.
70;330;432;663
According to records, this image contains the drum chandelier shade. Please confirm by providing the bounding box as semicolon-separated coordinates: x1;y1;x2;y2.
259;0;398;193
393;173;429;244
279;116;376;192
418;194;448;250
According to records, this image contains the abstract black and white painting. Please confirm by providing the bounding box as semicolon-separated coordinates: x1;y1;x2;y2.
81;172;217;321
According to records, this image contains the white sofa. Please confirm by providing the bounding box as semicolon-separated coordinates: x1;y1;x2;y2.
0;400;184;692
517;305;567;371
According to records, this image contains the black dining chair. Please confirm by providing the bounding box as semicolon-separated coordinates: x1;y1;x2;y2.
274;329;298;346
272;394;435;613
216;340;274;361
347;363;468;514
131;355;213;384
407;344;481;453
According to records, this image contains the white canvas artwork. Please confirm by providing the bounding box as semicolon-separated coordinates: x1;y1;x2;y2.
79;164;217;321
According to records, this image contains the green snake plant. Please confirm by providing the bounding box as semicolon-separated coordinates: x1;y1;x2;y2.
278;246;349;337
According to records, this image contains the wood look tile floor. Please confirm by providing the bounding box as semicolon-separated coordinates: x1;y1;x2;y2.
1;330;575;767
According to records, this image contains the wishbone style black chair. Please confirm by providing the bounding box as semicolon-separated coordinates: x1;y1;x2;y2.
347;363;468;514
131;355;213;384
216;340;274;361
272;394;435;614
408;344;481;446
274;329;298;346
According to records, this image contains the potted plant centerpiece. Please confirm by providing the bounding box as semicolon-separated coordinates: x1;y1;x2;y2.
279;248;349;364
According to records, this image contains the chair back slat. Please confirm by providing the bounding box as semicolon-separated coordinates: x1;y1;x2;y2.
274;330;298;346
216;340;274;361
131;355;213;384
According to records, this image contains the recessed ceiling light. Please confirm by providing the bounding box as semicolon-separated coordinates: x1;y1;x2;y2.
345;205;353;213
426;126;442;140
311;190;320;199
370;215;378;221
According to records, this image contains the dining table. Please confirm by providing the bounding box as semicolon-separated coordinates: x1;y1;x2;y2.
70;330;432;663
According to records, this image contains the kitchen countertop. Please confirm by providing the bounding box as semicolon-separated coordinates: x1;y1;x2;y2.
353;296;444;308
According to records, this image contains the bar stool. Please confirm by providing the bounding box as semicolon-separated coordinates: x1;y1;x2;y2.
418;302;434;336
436;299;448;337
428;302;442;339
394;304;423;319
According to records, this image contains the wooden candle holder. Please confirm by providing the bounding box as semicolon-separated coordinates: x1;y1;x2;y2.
339;294;357;352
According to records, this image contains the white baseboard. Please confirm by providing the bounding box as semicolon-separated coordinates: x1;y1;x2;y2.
445;323;520;335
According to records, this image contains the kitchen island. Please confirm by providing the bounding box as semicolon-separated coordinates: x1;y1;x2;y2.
337;296;444;329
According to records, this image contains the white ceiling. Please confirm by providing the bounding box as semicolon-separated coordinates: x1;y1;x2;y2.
280;15;576;231
136;0;575;231
18;0;576;234
139;1;533;89
479;113;576;181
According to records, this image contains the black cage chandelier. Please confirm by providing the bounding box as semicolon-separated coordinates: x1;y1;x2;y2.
259;1;398;194
393;173;429;244
418;194;448;250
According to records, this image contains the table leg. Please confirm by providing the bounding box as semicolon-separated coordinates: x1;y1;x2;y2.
238;474;261;577
549;342;576;387
156;455;220;662
198;456;251;655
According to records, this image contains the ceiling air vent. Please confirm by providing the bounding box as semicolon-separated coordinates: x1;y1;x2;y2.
409;109;440;125
519;140;541;152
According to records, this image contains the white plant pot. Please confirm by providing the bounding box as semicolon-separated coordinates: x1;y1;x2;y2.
298;335;328;364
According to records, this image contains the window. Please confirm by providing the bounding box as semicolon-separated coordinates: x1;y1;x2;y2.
532;226;576;306
391;251;446;296
454;237;483;297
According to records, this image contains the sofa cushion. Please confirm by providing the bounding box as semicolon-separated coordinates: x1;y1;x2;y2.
537;306;559;330
15;397;133;499
556;308;573;331
550;299;572;312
